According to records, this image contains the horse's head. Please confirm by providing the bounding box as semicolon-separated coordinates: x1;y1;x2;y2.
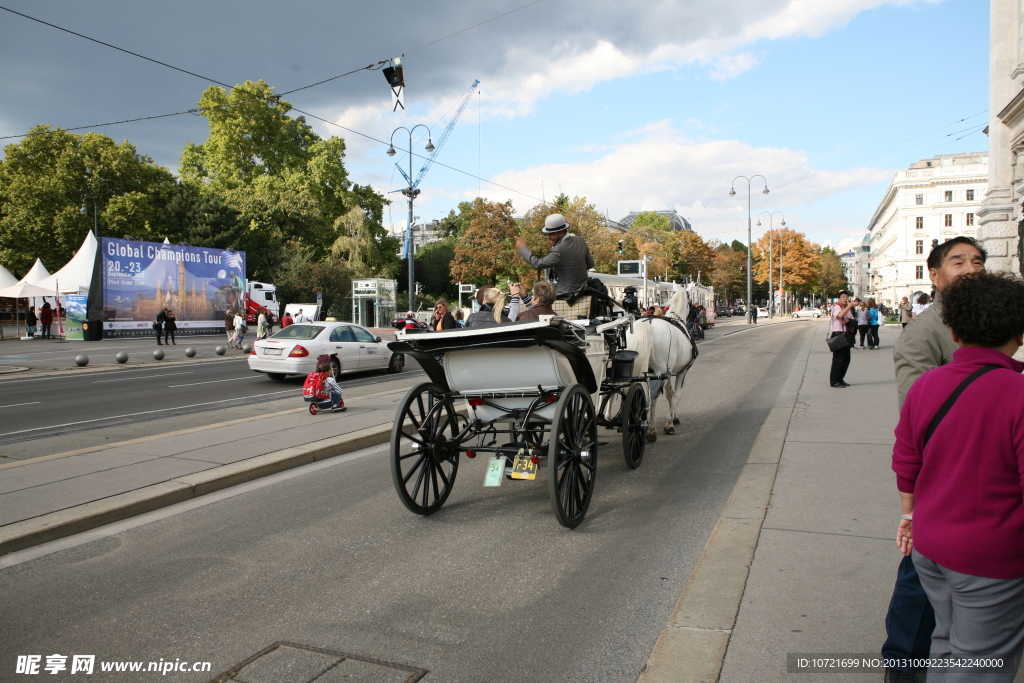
665;289;690;321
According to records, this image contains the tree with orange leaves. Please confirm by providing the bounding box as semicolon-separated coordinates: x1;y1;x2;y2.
449;198;522;287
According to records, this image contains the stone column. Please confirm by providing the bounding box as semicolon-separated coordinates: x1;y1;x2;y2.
978;0;1020;272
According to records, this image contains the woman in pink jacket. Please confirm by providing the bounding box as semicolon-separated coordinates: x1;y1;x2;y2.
892;272;1024;682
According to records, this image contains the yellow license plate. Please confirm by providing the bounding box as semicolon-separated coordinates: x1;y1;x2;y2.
510;454;538;480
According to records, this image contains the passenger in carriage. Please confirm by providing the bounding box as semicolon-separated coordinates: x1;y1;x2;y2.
516;281;557;321
465;288;512;328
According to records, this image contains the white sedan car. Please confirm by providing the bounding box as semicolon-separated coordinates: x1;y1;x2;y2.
248;322;404;380
793;307;823;319
756;307;769;318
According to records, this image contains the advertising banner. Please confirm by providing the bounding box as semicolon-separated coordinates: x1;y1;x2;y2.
64;295;88;340
100;238;245;332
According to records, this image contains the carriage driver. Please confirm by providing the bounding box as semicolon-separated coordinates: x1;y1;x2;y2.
514;214;594;298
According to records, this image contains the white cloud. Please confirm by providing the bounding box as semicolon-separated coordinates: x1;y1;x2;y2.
474;121;888;242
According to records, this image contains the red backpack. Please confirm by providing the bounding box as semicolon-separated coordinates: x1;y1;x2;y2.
303;372;329;400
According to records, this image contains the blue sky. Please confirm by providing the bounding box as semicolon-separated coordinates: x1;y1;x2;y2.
0;0;989;254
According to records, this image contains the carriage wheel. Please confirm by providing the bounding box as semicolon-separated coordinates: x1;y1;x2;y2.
391;383;460;515
622;383;647;469
548;384;598;529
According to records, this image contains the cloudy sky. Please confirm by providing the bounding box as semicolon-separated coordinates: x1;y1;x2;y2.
0;0;987;252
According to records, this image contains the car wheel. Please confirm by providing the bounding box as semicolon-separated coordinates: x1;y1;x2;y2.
267;373;286;381
387;352;405;374
331;358;341;380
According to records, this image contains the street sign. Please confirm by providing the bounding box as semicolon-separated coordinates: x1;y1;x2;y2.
617;260;644;277
316;292;323;306
459;283;475;293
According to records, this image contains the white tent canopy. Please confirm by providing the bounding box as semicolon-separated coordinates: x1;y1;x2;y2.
17;258;49;286
33;232;97;295
0;282;54;298
0;264;17;289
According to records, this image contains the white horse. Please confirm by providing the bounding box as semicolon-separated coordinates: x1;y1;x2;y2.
626;288;698;442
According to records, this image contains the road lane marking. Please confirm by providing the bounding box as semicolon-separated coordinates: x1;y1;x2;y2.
0;390;298;437
0;384;413;470
0;401;41;409
92;372;193;384
167;376;260;388
0;358;249;385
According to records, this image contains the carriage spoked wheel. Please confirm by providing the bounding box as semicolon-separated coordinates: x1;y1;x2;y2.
391;383;460;515
548;383;598;529
621;383;648;470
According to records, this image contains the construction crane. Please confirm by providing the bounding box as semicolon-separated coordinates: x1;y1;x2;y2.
394;79;480;191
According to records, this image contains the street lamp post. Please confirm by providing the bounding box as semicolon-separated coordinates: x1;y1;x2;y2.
756;211;786;318
80;196;98;237
730;175;769;321
387;125;435;311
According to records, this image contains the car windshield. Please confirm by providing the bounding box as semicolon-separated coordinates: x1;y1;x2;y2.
271;324;325;341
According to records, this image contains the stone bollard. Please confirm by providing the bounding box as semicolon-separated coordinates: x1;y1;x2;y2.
152;349;165;361
242;344;252;354
115;351;129;364
185;347;197;358
75;354;89;367
215;345;226;356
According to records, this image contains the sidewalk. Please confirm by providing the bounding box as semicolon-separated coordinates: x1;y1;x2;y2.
641;321;1024;682
0;378;416;554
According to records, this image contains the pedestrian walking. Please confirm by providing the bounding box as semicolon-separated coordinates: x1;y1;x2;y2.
164;308;177;345
750;305;758;324
867;298;881;349
899;296;913;328
232;311;246;349
256;311;268;340
911;293;931;318
856;301;870;349
829;290;856;388
225;310;235;343
155;308;167;345
893;271;1024;683
294;308;309;323
281;311;293;329
429;299;457;331
39;302;52;339
26;306;37;338
881;236;987;682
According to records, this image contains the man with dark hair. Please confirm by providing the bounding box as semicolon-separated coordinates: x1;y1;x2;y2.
881;236;987;683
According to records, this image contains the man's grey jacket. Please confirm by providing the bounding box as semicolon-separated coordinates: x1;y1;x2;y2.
518;234;595;297
893;292;957;409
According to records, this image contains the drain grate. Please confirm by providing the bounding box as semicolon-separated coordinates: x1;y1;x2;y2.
209;642;428;683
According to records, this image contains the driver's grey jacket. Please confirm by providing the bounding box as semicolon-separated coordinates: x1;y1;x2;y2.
518;234;595;297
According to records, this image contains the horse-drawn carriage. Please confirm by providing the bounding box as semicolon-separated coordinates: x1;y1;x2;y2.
386;316;651;528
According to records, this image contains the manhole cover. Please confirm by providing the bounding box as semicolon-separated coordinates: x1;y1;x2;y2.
209;642;427;683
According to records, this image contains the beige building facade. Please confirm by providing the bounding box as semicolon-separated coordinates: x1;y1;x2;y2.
981;0;1024;272
863;154;987;307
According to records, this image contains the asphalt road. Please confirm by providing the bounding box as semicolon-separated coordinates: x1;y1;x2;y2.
0;352;420;453
0;321;814;682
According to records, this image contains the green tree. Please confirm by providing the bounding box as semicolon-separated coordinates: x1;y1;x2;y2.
0;126;175;275
179;80;392;279
629;211;672;232
671;231;716;284
815;246;848;298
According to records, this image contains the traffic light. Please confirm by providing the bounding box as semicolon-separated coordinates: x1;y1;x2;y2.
617;240;624;255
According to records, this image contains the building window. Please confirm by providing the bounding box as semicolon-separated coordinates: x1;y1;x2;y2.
966;189;975;201
915;240;924;254
945;214;953;227
916;265;924;279
915;194;924;205
966;212;974;226
945;190;953;202
916;216;924;229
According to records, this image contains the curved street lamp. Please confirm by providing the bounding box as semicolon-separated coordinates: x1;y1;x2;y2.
388;125;434;309
730;176;769;321
756;211;786;317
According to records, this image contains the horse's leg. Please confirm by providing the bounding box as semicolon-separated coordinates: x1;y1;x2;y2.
646;384;659;442
663;377;676;435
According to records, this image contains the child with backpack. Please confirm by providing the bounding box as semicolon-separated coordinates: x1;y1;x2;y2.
303;356;345;412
